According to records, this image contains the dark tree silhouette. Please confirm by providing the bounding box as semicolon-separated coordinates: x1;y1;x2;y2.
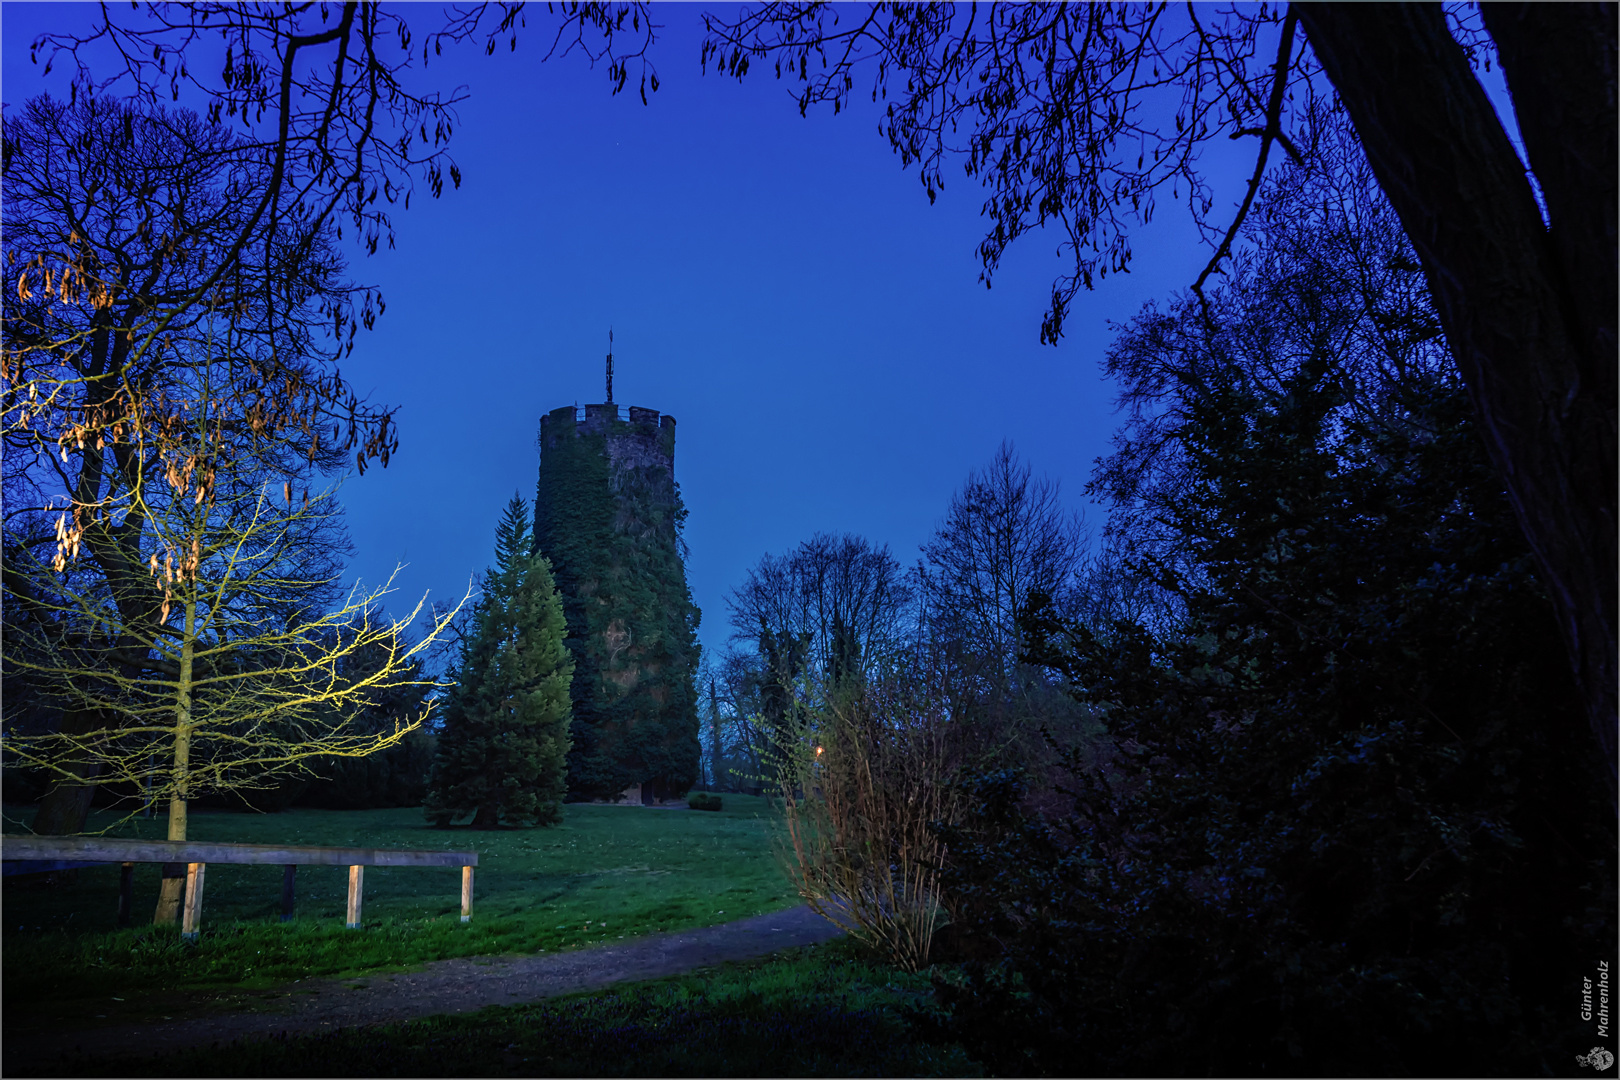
921;441;1085;676
1294;2;1615;799
701;2;1617;794
726;531;914;681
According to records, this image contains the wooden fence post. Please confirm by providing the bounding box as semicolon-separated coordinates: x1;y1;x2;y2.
281;865;296;922
180;862;206;941
116;862;134;928
2;840;475;935
346;864;364;929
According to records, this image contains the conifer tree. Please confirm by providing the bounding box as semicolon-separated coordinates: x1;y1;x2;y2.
425;496;574;828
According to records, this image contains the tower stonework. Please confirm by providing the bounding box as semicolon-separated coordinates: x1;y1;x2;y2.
534;403;701;803
540;404;676;487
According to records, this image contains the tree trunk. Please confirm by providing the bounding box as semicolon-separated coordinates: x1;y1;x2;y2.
30;708;104;836
1295;3;1617;799
151;793;189;926
154;619;195;925
30;780;97;837
710;679;723;791
472;804;500;829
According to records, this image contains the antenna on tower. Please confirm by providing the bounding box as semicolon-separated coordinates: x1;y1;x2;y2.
605;328;614;405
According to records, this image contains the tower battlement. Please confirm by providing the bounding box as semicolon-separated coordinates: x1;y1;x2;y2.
539;403;676;483
540;404;675;443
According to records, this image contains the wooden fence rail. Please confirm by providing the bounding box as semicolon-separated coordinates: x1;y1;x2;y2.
2;836;477;940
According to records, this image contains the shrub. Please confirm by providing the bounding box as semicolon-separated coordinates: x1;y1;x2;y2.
769;663;962;973
687;791;723;811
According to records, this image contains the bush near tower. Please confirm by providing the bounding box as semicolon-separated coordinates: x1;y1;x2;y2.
425;496;574;828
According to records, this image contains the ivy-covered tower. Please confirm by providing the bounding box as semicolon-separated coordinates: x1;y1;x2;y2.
533;391;701;804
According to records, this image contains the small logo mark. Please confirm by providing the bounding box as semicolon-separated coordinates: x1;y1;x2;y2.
1576;1047;1614;1070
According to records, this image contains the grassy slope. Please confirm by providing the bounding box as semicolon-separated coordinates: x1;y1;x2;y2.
1;797;795;1017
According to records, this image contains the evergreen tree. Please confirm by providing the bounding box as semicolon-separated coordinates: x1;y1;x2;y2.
425;496;574;828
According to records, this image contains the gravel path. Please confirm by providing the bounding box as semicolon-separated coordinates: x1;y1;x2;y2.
4;904;844;1075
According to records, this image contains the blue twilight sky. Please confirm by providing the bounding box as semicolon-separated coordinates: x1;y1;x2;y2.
0;5;1520;669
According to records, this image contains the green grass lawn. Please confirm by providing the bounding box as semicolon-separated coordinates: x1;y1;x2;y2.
36;937;984;1078
2;797;796;1018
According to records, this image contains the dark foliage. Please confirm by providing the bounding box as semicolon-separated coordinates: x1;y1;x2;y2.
197;735;434;814
922;357;1616;1076
687;791;723;812
285;619;438;811
295;734;435;812
754;620;809;740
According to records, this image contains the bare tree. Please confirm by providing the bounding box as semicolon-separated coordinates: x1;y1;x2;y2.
5;322;456;922
701;2;1617;795
727;532;917;681
921;441;1085;674
1065;530;1180;641
3;92;398;834
2;4;666;830
710;647;769;793
20;3;659;328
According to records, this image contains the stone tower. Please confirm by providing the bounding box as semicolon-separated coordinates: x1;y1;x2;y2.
533;401;701;803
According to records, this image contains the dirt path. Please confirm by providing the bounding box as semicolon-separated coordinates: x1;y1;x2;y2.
3;904;844;1075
